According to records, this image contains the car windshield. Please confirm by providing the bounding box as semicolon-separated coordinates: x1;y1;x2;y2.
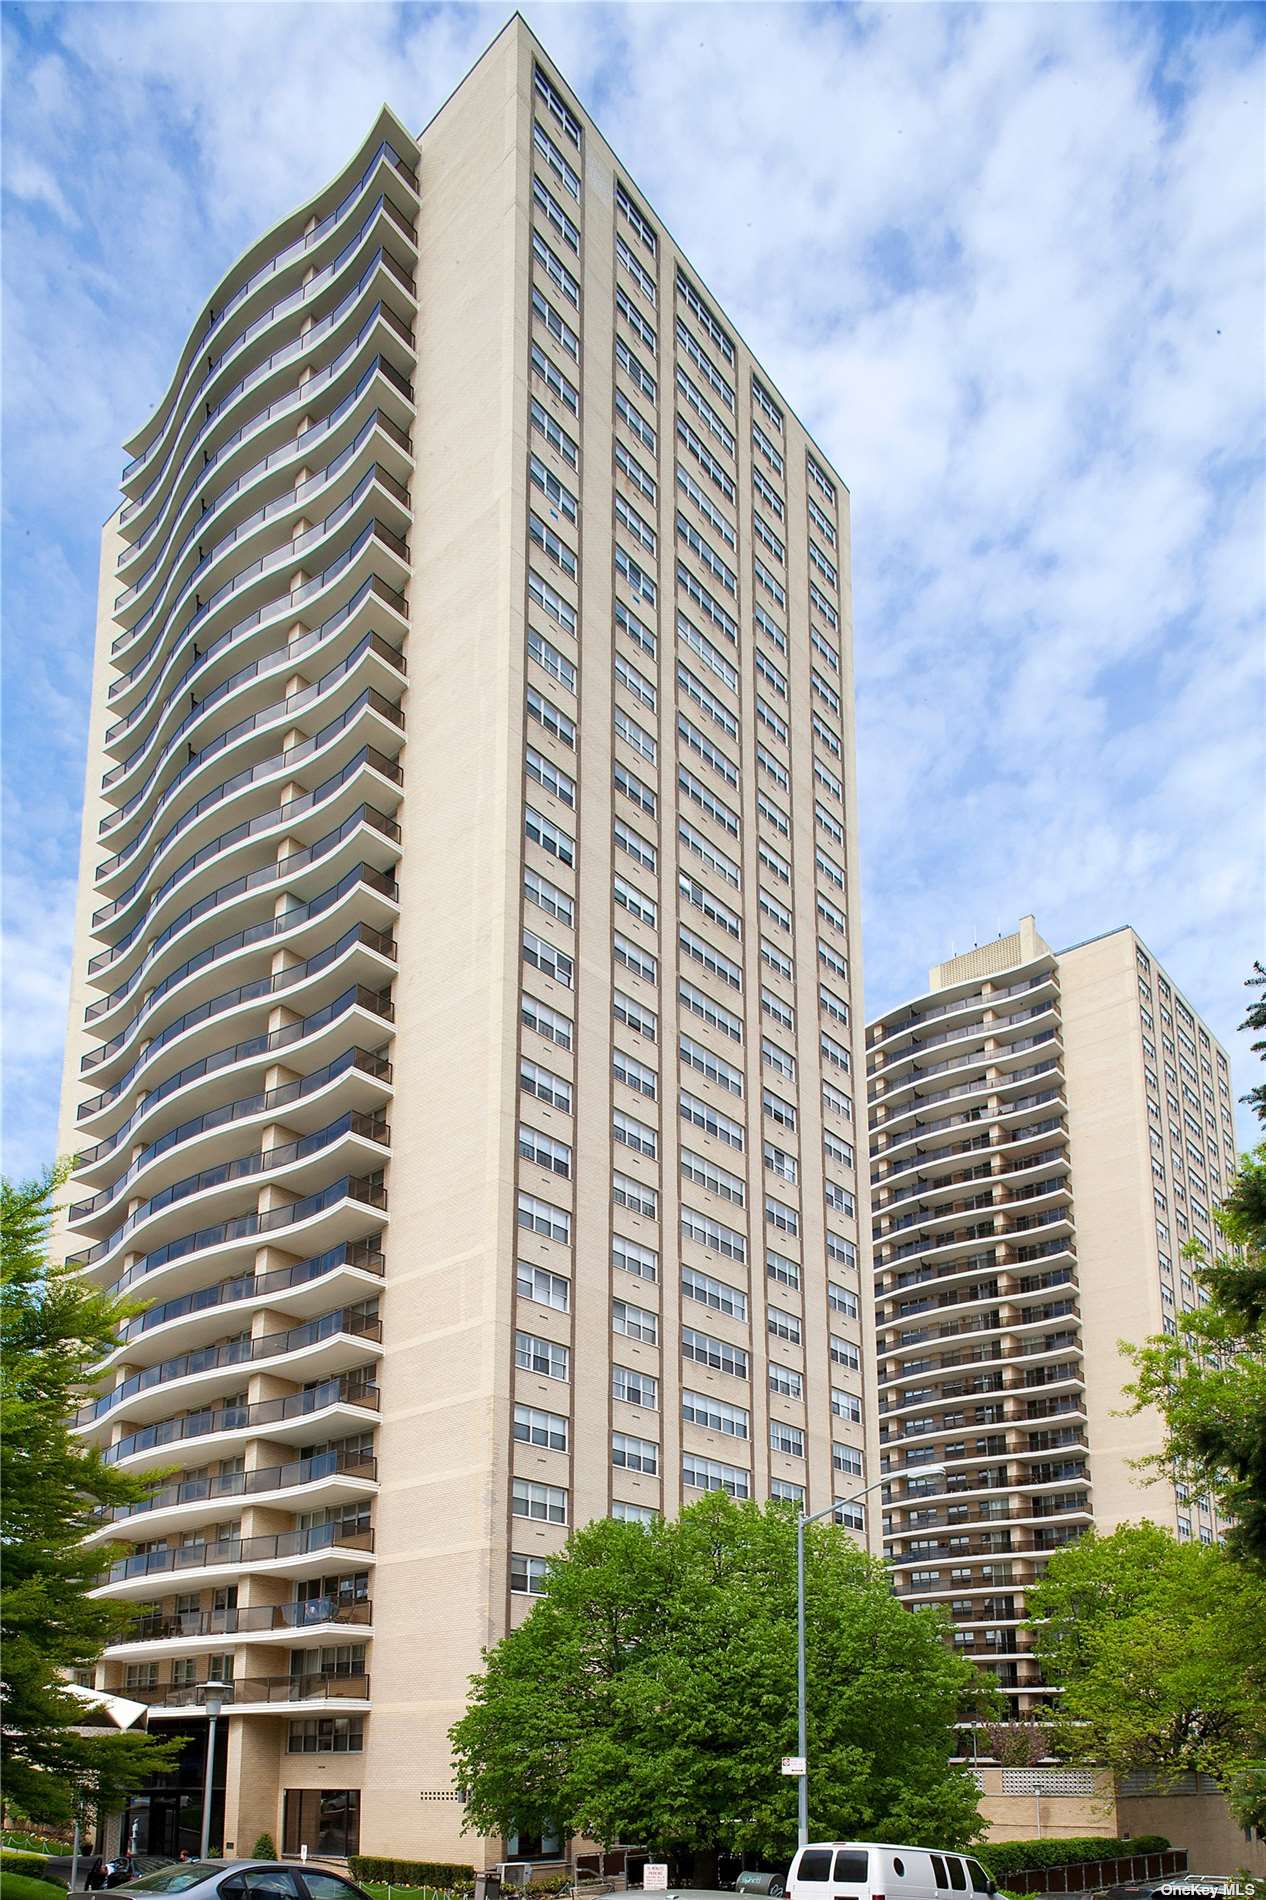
124;1867;223;1891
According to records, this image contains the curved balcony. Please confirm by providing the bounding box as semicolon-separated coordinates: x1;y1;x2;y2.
99;1370;380;1474
110;1237;385;1366
99;633;404;866
80;860;398;1090
120;229;415;530
114;406;411;688
95;1521;376;1599
93;1443;378;1544
104;1594;373;1661
100;569;407;819
75;953;394;1136
74;1045;391;1196
85;792;399;1024
120;122;415;493
122;145;412;505
869;971;1056;1056
133;1673;373;1719
109;464;409;730
75;1306;384;1436
68;1111;390;1276
118;307;413;584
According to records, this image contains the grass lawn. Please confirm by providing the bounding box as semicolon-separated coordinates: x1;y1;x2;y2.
0;1876;67;1900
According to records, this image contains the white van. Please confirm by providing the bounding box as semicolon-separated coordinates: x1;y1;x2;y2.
788;1843;997;1900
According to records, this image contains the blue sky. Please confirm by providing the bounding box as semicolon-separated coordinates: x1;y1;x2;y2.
2;0;1263;1180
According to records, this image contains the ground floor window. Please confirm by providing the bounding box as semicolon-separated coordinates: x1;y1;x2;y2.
283;1788;360;1857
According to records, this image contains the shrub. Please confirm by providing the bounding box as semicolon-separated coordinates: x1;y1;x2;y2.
0;1857;66;1883
252;1838;278;1862
975;1838;1171;1880
349;1862;476;1890
0;1838;60;1857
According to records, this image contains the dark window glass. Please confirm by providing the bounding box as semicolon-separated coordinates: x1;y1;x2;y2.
930;1859;948;1890
967;1863;993;1895
833;1857;868;1885
797;1852;834;1883
303;1878;364;1900
947;1863;967;1893
284;1788;361;1859
892;1862;905;1879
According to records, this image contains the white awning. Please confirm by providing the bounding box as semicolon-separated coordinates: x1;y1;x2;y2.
64;1684;149;1730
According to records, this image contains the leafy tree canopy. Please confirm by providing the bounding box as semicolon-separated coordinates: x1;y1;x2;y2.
1;1167;180;1822
450;1493;990;1870
1026;1522;1266;1829
1122;1143;1266;1568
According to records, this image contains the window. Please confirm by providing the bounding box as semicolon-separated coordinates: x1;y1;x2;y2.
510;1551;549;1595
762;982;793;1026
515;1330;569;1381
614;760;657;815
752;375;783;431
612;1499;657;1524
677;269;735;362
529;452;578;524
614;1107;658;1157
531;342;579;416
830;1335;860;1370
616;232;657;303
758;696;789;745
757;742;789;790
527;684;576;748
533;119;580;199
613;1363;659;1409
762;1037;795;1082
826;1232;857;1270
615;706;657;763
529;567;576;634
615;437;657;503
679;817;740;889
526;744;576;807
754;555;785;607
614;1047;658;1098
616;598;656;658
614;330;657;401
675;317;736;412
679;717;738;794
821;1030;851;1072
283;1789;360;1860
832;1388;862;1422
682;1324;748;1377
770;1420;804;1457
288;1717;364;1754
680;1033;743;1095
613;1431;659;1473
523;925;573;985
527;625;576;694
680;1089;744;1149
613;1234;659;1281
520;1058;572;1112
617;185;657;259
682;1263;748;1315
677;415;735;501
677;462;736;548
771;1478;805;1505
615;817;656;872
532;231;580;310
810;581;839;629
616;387;657;452
769;1361;802;1398
682;1147;746;1204
765;1194;799;1236
615;543;657;604
614;988;657;1041
517;1261;570;1309
521;994;572;1051
615;284;657;351
758;792;790;838
525;805;574;868
679;978;742;1041
810;541;838;589
613;1171;658;1219
764;1139;797;1183
811;624;840;674
533;175;580;253
767;1249;800;1289
514;1403;568;1451
753;512;784;563
679;921;741;985
531;286;580;363
678;561;739;643
752;419;783;474
678;610;738;690
763;1088;796;1131
832;1443;864;1479
516;1193;570;1246
534;63;581;145
683;1388;750;1438
807;454;836;506
513;1477;567;1524
530;396;579;471
683;1453;749;1497
676;367;736;454
679;881;741;945
768;1307;801;1345
828;1282;859;1319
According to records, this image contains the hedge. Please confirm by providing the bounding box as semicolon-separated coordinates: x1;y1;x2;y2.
0;1856;67;1883
975;1838;1171;1880
348;1860;475;1889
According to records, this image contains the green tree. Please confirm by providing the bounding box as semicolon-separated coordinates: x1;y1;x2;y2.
1241;961;1265;1129
450;1493;988;1871
1026;1522;1266;1828
1;1167;179;1822
1121;1143;1266;1568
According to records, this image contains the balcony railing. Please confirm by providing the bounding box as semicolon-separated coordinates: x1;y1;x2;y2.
76;1308;383;1426
122;1671;371;1709
100;1372;379;1465
115;1236;384;1347
121;1595;372;1644
100;1521;374;1586
108;1446;378;1525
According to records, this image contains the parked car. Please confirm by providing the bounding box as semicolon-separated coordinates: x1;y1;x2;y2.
788;1844;997;1900
116;1862;374;1900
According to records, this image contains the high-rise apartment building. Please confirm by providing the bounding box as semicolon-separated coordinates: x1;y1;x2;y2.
866;916;1238;1714
57;18;872;1866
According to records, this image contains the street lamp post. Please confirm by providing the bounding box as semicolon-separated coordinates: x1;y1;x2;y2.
199;1681;227;1861
795;1465;945;1848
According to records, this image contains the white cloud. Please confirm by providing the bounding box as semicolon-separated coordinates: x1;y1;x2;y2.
2;0;1263;1170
